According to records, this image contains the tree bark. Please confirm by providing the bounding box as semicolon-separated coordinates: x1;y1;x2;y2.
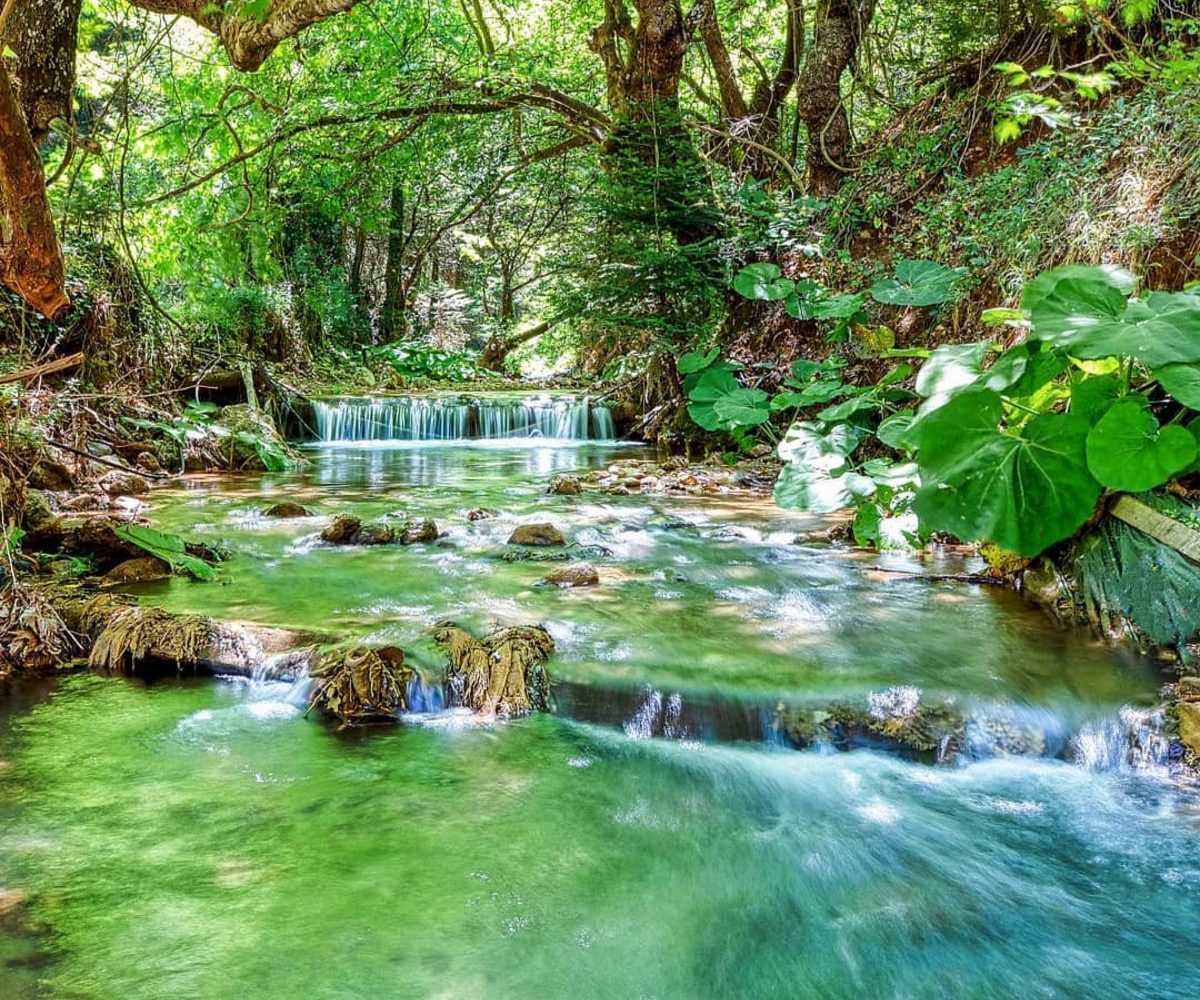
0;60;70;321
797;0;875;195
8;0;83;146
126;0;363;71
380;182;406;340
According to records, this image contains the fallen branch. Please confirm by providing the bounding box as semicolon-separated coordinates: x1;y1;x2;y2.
0;352;84;385
44;439;172;480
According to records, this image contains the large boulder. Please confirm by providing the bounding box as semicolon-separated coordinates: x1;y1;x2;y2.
508;523;565;547
28;458;74;491
102;557;172;586
217;404;290;471
1178;702;1200;755
401;519;442;544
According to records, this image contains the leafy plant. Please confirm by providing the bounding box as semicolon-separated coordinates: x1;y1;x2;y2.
114;525;217;581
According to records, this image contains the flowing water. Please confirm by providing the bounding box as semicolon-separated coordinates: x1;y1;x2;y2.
1;432;1198;998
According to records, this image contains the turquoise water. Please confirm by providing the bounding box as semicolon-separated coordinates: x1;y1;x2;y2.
1;441;1197;998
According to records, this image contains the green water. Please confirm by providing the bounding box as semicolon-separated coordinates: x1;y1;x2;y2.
1;441;1198;998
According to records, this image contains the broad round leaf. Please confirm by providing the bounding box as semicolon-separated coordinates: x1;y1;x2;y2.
733;263;791;301
914;342;990;402
870;259;965;307
1085;399;1197;492
1021;264;1133;345
774;463;874;513
912;388;1099;556
713;387;771;427
1155;363;1200;408
678;348;719;374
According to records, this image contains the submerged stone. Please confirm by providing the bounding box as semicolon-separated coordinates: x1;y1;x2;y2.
509;523;565;546
543;562;599;588
264;501;313;518
548;474;583;496
103;557;172;586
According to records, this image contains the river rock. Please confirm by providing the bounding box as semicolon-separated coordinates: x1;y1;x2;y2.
29;458;74;491
509;523;565;546
321;514;363;545
99;470;150;497
136;452;162;473
434;623;554;716
103;557;172;586
548;474;583;496
544;562;599;588
21;490;54;531
466;508;497;521
401;519;442;544
1177;702;1200;754
264;501;313;518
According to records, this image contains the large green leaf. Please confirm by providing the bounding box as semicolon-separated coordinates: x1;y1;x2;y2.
114;524;216;581
1084;399;1197;492
914;342;990;401
1068;373;1123;423
686;367;740;430
870;259;965;307
911;387;1099;555
713;387;771;427
677;347;719;375
1067;292;1200;366
774;463;875;513
1021;264;1134;343
733;263;792;301
1154;363;1200;409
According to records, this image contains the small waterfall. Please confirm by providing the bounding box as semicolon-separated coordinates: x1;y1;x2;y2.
311;394;616;443
1071;706;1175;774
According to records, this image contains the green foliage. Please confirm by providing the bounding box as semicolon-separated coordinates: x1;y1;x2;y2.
729;257;960;346
370;342;489;382
1077;517;1200;645
114;525;216;581
1085;400;1196;491
868;259;965;307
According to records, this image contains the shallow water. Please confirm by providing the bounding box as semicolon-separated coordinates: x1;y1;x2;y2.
1;441;1197;998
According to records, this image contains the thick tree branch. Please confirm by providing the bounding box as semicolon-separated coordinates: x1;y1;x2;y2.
0;60;69;321
126;0;363;71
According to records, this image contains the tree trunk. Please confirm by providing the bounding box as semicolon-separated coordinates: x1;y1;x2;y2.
9;0;83;146
0;60;70;321
381;182;406;340
797;0;875;195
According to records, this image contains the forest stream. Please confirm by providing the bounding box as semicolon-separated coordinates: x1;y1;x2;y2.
1;414;1197;999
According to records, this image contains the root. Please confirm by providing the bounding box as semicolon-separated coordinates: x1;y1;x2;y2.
89;604;214;675
434;622;554;717
307;644;411;722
